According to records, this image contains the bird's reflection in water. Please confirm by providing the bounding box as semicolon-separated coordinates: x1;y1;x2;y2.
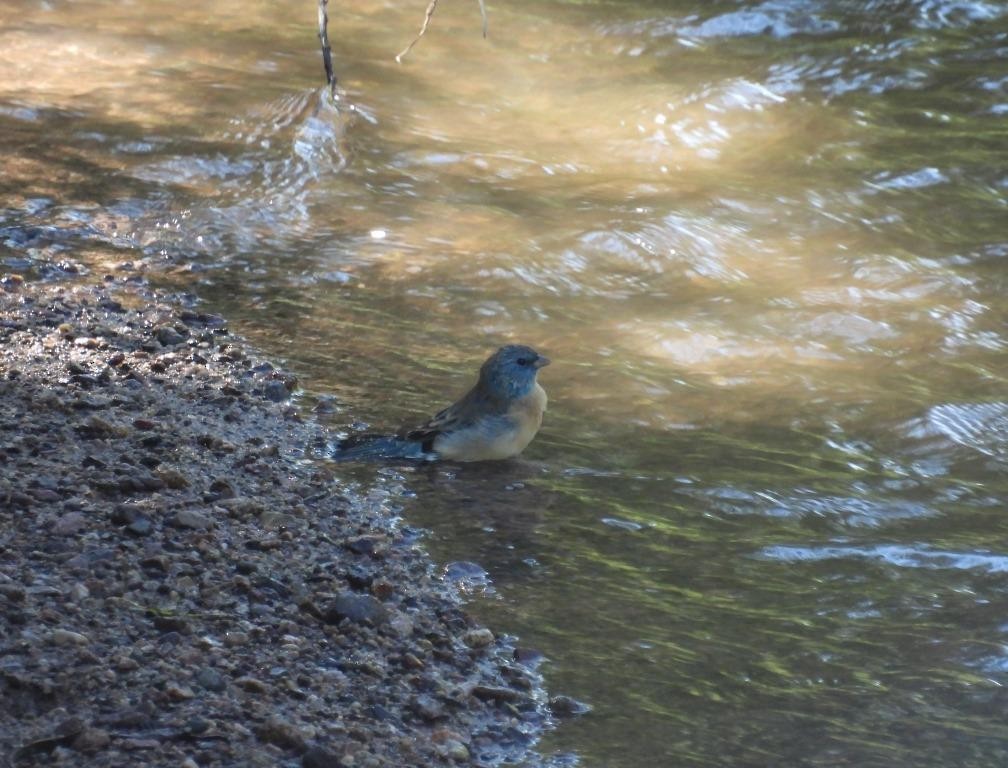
402;459;562;581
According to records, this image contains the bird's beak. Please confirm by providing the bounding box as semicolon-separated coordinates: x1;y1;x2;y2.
534;355;551;369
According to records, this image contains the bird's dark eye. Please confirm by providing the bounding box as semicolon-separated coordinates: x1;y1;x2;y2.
516;357;529;366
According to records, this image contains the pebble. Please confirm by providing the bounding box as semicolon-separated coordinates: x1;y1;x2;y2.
472;685;523;703
156;467;190;489
323;592;389;627
195;667;227;692
155;325;187;346
51;628;90;646
114;656;140;672
303;745;343;768
401;653;424;670
463;628;494;649
263;380;289;402
151;614;189;633
72;727;111;752
53;511;87;535
411;694;445;721
549;694;592;717
173;509;213;530
0;583;26;602
437;740;469;761
256;714;309;751
235;676;269;693
127;516;153;536
224;630;250;647
165;682;196;700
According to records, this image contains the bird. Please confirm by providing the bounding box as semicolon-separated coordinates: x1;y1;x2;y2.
333;344;550;462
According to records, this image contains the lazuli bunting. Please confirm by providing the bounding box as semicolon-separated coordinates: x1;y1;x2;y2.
334;344;550;462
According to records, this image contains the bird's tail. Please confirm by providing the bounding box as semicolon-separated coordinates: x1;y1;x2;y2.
330;434;431;462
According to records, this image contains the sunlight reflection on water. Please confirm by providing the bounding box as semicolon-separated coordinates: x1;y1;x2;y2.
3;0;1008;765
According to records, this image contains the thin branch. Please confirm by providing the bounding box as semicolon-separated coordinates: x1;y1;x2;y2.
396;0;489;63
318;0;336;93
396;0;439;63
477;0;487;38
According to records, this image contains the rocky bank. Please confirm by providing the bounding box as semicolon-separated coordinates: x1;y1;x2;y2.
0;275;549;767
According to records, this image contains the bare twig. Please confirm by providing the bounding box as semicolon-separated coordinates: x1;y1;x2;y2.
318;0;336;92
396;0;439;63
477;0;487;37
396;0;489;63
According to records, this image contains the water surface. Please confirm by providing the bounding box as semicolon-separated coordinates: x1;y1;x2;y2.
3;0;1008;765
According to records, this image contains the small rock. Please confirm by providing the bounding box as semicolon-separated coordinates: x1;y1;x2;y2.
207;478;234;499
235;676;269;693
51;629;90;646
165;682;195;701
549;695;592;717
220;496;264;517
185;717;211;735
313;397;337;414
155;325;187;346
463;628;494;649
345;536;385;558
411;694;445;721
156;468;190;489
53;512;86;536
82;454;107;469
256;714;308;752
435;740;469;761
263;380;289;402
121;471;163;493
513;647;544;666
303;745;342;768
76;415;127;439
401;653;424;670
472;685;522;703
173;509;213;530
224;630;250;647
322;592;388;627
0;583;26;602
151;614;189;633
115;656;140;672
127;517;153;536
109;505;138;525
195;667;227;693
343;565;374;591
121;737;161;750
72;727;111;752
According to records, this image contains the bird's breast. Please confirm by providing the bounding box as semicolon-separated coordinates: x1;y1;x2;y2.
433;383;547;462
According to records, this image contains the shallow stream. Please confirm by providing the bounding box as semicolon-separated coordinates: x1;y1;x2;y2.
3;1;1008;764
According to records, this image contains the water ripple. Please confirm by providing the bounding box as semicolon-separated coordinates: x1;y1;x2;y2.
760;543;1008;573
905;402;1008;459
679;1;841;39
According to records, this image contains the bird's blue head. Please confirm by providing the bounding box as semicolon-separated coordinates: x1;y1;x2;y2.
479;344;550;400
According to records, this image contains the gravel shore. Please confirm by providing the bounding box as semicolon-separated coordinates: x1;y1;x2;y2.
0;275;549;767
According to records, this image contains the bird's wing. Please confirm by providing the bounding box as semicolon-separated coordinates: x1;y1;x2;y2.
401;405;458;448
400;385;505;449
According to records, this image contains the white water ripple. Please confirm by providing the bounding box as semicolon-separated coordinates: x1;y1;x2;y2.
760;543;1008;573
